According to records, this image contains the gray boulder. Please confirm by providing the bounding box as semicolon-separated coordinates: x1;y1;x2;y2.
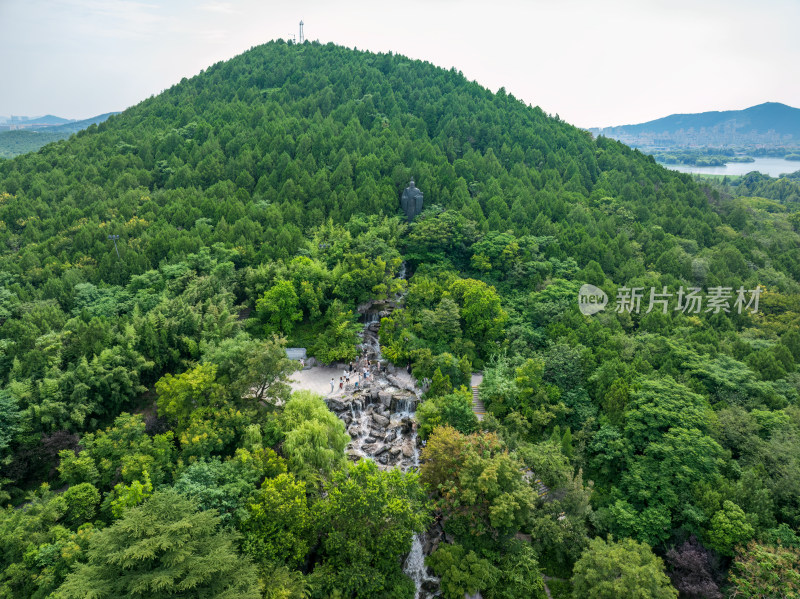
372;413;390;427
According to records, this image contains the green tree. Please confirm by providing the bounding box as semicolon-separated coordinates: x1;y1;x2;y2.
428;367;453;397
0;390;23;465
448;278;507;356
56;491;260;599
707;500;754;556
109;470;154;518
203;333;297;406
280;391;349;482
257;280;303;334
173;449;285;525
155;363;223;429
422;427;537;540
57;413;175;488
514;357;568;433
310;299;361;364
240;472;312;569
490;541;547;599
428;543;497;599
62;483;100;526
417;389;478;440
311;460;430;598
728;541;800;598
571;536;677;599
258;563;312;599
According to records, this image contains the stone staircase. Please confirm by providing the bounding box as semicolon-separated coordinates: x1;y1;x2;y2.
471;385;486;421
522;469;551;499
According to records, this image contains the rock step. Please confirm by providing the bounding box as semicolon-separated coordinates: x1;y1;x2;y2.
534;478;550;498
471;385;485;421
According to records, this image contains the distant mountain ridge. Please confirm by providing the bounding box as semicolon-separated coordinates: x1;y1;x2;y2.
0;114;73;129
49;112;120;133
0;112;118;158
590;102;800;149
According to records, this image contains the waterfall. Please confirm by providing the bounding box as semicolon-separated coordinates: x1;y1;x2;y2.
404;535;428;599
335;263;439;597
398;261;407;281
402;429;438;598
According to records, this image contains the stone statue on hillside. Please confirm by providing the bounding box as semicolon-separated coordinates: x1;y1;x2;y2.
400;178;424;222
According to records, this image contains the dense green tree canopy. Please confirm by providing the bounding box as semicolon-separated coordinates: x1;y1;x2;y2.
0;39;798;599
571;536;677;599
311;460;430;597
56;491;260;599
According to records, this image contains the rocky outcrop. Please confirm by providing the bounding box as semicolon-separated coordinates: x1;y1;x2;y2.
324;391;422;470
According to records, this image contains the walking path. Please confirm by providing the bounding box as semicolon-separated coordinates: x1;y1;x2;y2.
288;365;342;396
289;364;419;398
470;372;485;421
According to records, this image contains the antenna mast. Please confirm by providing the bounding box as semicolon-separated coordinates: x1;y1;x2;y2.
299;20;304;44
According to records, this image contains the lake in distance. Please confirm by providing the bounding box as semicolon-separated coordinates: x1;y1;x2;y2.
660;157;800;177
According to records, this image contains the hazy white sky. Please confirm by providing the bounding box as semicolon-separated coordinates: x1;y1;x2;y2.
1;0;798;128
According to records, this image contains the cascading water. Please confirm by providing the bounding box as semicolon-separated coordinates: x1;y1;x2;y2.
402;429;438;598
326;262;439;597
404;535;430;599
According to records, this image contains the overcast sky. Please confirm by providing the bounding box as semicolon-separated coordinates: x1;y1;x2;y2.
1;0;798;128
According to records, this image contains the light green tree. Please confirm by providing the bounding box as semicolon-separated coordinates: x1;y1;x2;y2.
571;536;677;599
707;500;754;556
155;363;223;428
240;472;312;569
256;280;303;334
280;391;349;482
448;278;507;355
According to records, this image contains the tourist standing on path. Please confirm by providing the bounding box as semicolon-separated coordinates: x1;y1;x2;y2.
330;378;335;393
339;377;343;391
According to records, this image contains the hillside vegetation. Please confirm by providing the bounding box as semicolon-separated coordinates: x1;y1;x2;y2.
0;41;799;598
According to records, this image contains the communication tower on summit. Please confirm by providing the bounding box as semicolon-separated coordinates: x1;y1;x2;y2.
299;20;304;44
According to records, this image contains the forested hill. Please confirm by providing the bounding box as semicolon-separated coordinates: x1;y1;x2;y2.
1;40;800;599
0;40;719;284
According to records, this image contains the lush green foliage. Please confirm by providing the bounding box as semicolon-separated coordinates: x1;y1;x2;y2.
56;490;261;599
571;536;677;599
279;390;349;483
416;388;477;439
727;541;800;598
310;460;430;597
0;40;799;598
